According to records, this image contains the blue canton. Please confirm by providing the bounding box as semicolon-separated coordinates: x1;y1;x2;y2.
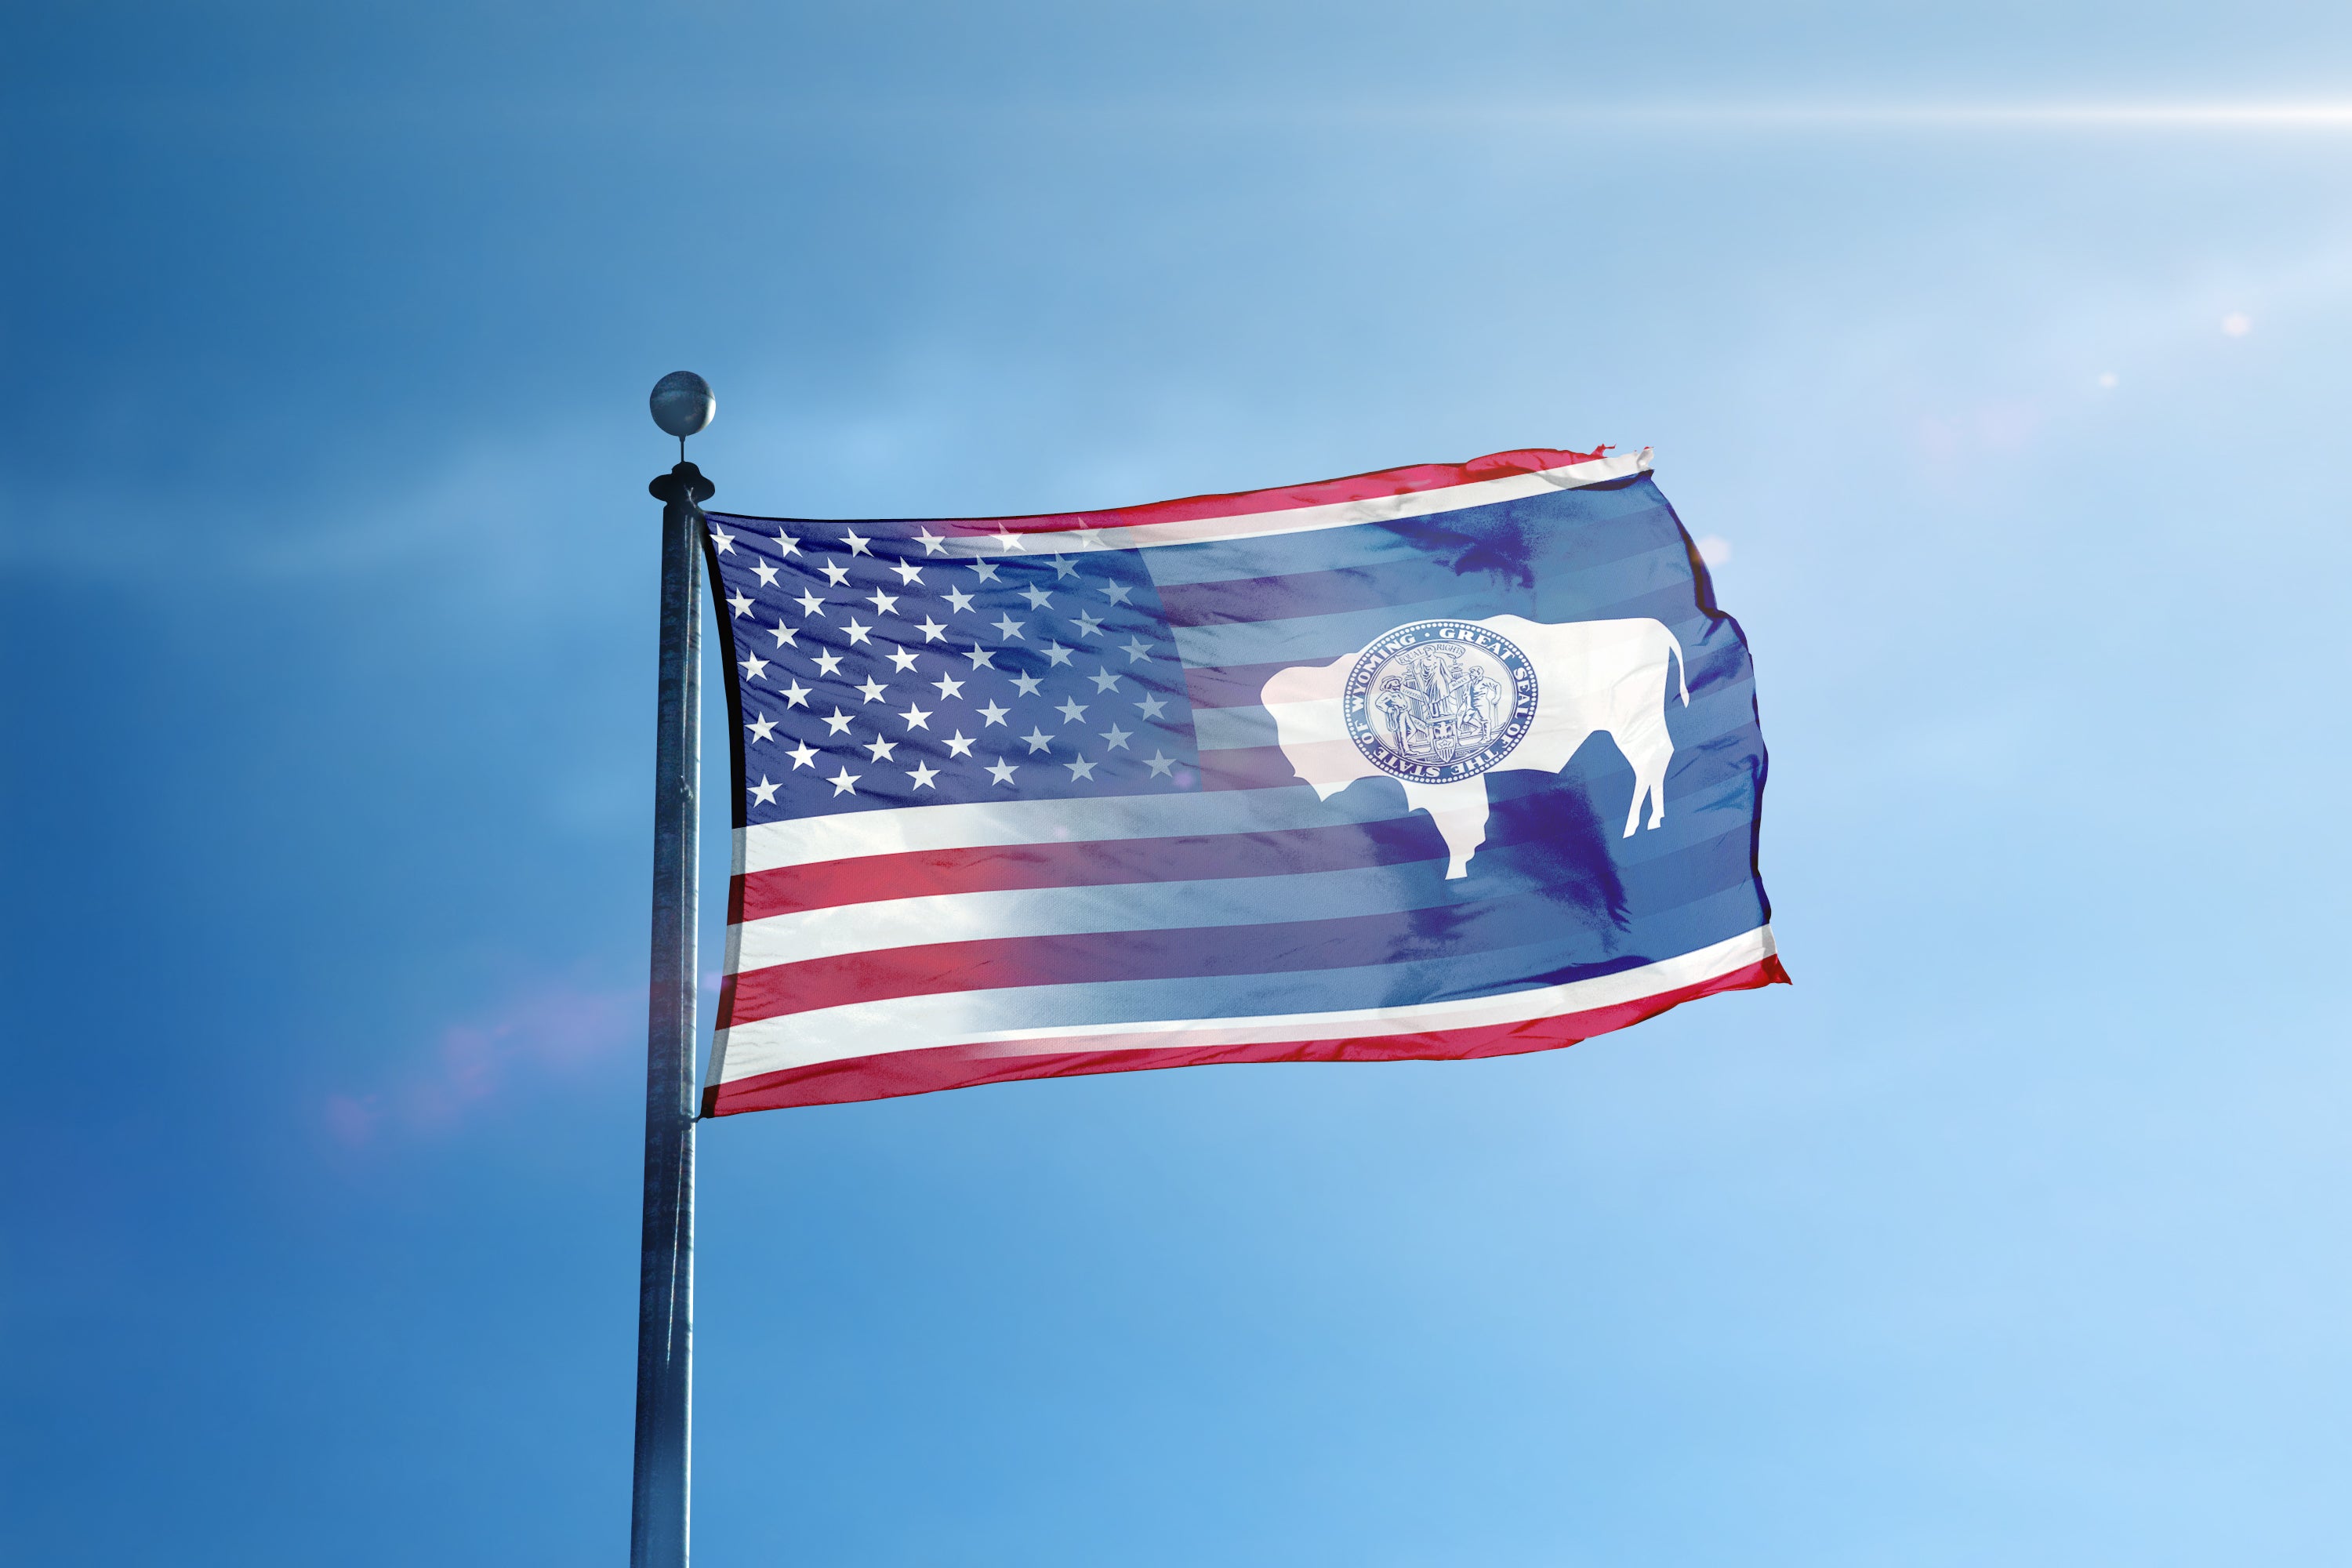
706;520;1200;822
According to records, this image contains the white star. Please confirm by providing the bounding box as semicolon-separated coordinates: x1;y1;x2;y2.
843;529;872;556
827;766;859;797
931;672;967;700
1120;637;1152;663
915;528;946;556
787;741;818;769
898;703;932;731
1065;756;1098;781
942;586;975;614
1144;750;1175;778
986;758;1018;786
992;613;1025;641
963;644;995;669
866;588;900;616
1042;644;1075;667
775;532;800;558
820;560;851;586
749;775;781;806
841;618;873;647
890;560;924;586
968;561;1000;583
728;591;754;618
1054;697;1088;724
1009;672;1043;697
822;707;855;735
782;680;811;708
907;761;939;790
739;652;769;681
1019;584;1052;609
708;526;736;554
990;528;1025;552
1087;669;1121;693
1065;530;1102;552
916;616;947;642
751;560;780;587
1049;556;1079;580
795;590;826;618
887;647;919;673
942;730;976;757
1073;612;1103;639
812;649;844;677
977;700;1010;726
746;713;778;742
1136;693;1168;720
768;622;797;648
863;735;898;762
856;677;888;704
1104;580;1134;606
1100;724;1133;751
1021;727;1054;754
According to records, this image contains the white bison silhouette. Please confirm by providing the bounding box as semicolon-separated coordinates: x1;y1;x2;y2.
1261;614;1688;878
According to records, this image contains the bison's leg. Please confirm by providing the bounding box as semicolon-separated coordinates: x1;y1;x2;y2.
1613;731;1672;836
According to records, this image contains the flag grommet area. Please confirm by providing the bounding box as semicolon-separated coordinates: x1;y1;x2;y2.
699;445;1784;1112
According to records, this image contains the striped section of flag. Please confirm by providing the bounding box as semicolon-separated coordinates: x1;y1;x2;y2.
699;446;1784;1112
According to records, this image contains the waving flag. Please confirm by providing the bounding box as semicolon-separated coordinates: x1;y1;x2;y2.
698;446;1784;1113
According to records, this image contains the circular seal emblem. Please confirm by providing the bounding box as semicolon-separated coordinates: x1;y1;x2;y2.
1344;619;1539;783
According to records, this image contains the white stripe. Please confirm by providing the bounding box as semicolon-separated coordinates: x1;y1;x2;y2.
710;925;1773;1080
737;783;1407;873
731;858;1453;970
938;449;1651;556
1196;701;1346;753
735;806;1759;974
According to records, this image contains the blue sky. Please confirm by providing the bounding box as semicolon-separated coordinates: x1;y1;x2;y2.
5;4;2351;1563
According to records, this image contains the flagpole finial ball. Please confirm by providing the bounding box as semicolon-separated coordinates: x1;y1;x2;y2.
650;372;715;440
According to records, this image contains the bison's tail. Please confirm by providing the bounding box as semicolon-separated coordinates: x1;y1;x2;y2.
1669;631;1689;706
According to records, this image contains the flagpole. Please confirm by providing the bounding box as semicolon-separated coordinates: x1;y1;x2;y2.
633;372;716;1568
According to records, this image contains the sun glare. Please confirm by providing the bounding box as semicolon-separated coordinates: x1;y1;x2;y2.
1899;103;2352;127
1512;102;2352;129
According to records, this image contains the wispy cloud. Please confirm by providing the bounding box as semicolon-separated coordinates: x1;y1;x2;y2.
1;416;634;594
321;975;639;1148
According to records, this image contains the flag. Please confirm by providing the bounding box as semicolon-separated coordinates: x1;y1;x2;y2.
697;446;1784;1113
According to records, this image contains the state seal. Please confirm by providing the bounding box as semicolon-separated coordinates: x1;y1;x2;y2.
1344;619;1540;783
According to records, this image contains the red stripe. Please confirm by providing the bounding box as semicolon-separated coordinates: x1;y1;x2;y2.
704;953;1787;1113
731;818;1446;921
722;916;1265;1027
1195;745;1303;792
923;447;1609;542
1184;660;1320;710
721;877;1755;1027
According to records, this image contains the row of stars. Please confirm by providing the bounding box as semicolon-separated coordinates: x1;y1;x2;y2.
713;530;1147;641
725;559;1138;612
730;573;1134;619
741;670;1174;725
710;524;1123;561
749;746;1185;802
752;710;1150;753
734;629;1155;679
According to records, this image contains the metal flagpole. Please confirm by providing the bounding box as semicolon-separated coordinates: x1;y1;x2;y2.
633;371;716;1568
